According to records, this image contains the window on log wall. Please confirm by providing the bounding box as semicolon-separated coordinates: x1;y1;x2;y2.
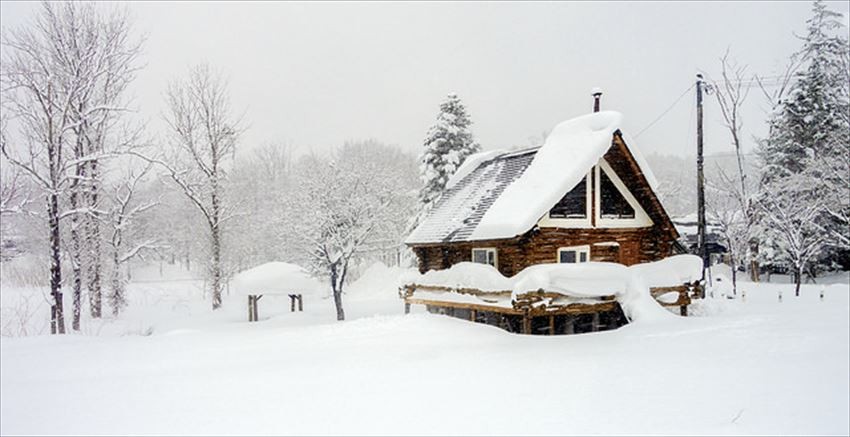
472;248;497;268
599;171;635;219
558;245;590;263
549;175;587;218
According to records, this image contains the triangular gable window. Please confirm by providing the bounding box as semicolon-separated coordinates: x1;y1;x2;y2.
599;171;635;219
549;176;587;219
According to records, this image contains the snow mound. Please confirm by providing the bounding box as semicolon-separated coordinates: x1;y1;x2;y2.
401;262;513;291
347;262;418;299
618;274;676;322
511;262;628;297
628;254;703;288
231;262;324;296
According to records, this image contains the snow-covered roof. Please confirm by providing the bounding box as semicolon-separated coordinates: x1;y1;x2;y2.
231;262;324;296
405;148;536;244
406;111;659;245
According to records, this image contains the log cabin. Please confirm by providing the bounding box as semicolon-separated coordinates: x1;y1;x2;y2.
406;102;681;276
401;97;699;335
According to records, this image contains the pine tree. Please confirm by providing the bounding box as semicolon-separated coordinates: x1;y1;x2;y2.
756;0;849;286
761;0;848;181
418;93;481;209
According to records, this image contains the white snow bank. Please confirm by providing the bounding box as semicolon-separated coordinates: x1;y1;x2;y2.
231;262;324;296
347;262;418;299
511;262;628;297
628;254;703;288
618;274;676;322
472;111;623;240
400;262;513;291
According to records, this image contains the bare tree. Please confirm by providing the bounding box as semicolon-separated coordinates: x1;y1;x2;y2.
706;165;750;296
711;50;751;197
291;141;416;321
1;2;142;332
0;140;33;216
1;3;88;334
55;2;142;324
708;49;762;283
105;161;159;315
757;173;830;297
136;64;242;310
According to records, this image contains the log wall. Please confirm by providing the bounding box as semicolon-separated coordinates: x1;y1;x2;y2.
413;226;674;276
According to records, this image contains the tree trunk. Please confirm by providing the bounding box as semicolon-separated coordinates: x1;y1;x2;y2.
332;288;345;321
330;264;345;321
209;168;223;309
87;159;102;318
211;226;222;309
48;193;66;334
70;159;84;331
749;241;760;282
109;248;124;316
795;266;802;297
731;255;738;297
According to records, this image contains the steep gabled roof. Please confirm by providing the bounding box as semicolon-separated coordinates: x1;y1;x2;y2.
405;149;536;244
405;111;667;245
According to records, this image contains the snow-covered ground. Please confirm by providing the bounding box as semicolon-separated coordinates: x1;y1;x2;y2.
1;261;848;435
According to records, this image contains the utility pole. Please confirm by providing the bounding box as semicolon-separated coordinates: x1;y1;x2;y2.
696;73;708;282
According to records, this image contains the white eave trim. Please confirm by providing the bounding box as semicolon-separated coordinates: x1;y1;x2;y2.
595;159;653;228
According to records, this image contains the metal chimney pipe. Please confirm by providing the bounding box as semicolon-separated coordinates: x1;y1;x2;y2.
592;88;603;112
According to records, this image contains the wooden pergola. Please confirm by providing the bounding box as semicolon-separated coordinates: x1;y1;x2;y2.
247;293;304;322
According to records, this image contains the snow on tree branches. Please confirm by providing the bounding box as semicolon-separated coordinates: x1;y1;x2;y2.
418;93;481;210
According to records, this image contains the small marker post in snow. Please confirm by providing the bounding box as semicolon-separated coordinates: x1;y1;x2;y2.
819;286;825;301
778;290;783;303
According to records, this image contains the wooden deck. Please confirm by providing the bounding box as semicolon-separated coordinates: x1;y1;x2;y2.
400;281;702;335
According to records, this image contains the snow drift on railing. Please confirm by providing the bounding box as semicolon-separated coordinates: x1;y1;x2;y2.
401;255;703;323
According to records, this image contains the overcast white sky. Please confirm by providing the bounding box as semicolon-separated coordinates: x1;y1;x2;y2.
2;1;848;159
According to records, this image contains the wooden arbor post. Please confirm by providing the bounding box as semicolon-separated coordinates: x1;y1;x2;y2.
248;295;262;322
288;294;303;312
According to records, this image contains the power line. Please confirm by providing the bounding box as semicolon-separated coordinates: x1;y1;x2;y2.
635;84;695;138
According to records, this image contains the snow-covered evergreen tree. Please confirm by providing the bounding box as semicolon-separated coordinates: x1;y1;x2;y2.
760;0;848;181
756;0;849;280
418;93;481;209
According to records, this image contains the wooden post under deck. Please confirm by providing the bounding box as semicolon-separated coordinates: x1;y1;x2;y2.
548;315;555;335
522;311;531;334
565;315;575;335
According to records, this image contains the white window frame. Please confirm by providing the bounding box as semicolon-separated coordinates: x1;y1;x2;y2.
538;170;593;229
557;245;591;264
594;159;653;228
471;247;498;268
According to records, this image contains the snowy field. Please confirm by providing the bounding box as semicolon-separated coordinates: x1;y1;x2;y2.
1;262;848;436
